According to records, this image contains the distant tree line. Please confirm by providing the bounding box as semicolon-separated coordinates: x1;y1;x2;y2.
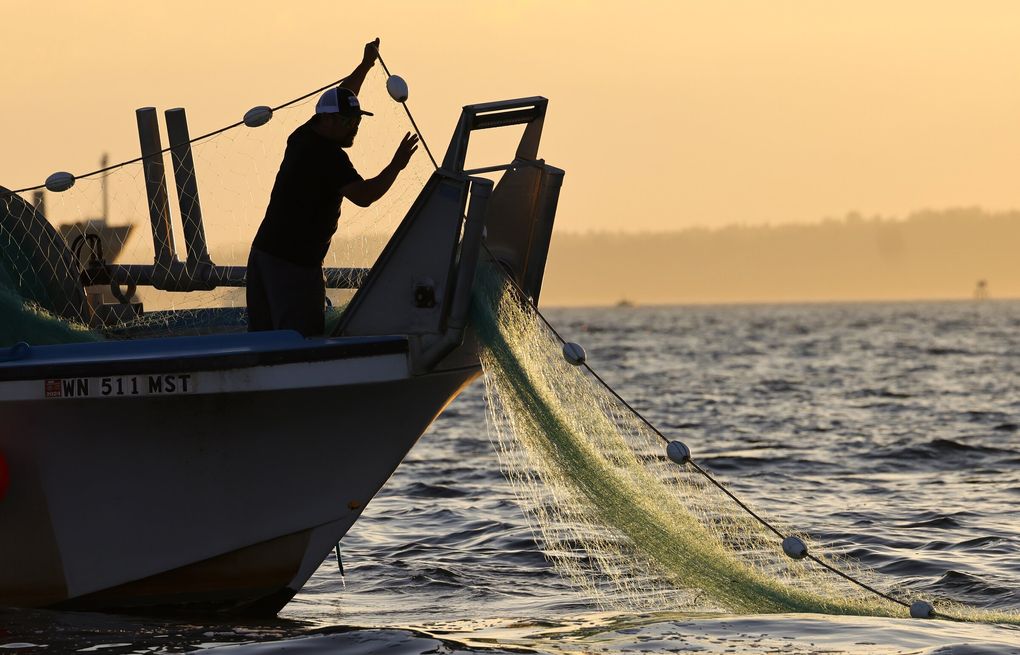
541;208;1020;305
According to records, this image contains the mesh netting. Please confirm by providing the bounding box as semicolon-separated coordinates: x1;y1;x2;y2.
470;265;1020;624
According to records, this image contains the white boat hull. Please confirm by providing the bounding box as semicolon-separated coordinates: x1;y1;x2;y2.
0;340;478;614
0;94;563;617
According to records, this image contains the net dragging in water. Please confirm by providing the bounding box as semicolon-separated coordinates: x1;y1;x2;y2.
471;266;1020;624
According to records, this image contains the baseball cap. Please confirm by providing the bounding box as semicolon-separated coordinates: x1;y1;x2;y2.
315;87;374;117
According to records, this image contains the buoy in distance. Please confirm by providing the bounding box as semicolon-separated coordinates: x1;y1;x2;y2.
562;342;586;366
45;171;75;192
666;440;691;465
386;75;409;103
782;535;808;560
910;600;935;619
243;106;273;128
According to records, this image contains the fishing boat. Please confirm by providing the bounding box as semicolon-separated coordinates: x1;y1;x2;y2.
0;96;563;615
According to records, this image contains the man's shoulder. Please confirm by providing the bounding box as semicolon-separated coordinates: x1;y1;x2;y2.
335;146;355;166
287;120;320;148
283;121;335;169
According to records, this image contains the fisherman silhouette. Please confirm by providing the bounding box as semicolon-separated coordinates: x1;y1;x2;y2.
247;38;419;336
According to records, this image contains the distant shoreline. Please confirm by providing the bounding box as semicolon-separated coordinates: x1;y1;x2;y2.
540;208;1020;307
203;207;1019;308
538;295;1019;310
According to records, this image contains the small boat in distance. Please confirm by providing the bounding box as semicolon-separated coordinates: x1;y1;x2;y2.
0;96;563;616
51;154;134;268
48;154;137;309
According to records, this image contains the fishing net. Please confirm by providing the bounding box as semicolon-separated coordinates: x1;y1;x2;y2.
471;265;1020;624
0;65;432;346
4;56;1017;627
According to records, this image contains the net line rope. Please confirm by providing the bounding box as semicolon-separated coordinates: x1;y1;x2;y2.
495;263;919;614
373;49;935;617
1;76;346;200
373;48;439;170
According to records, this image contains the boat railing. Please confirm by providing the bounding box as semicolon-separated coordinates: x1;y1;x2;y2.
79;262;369;292
332;96;562;372
438;97;563;305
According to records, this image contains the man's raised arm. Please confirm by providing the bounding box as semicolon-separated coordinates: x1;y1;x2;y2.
341;133;419;208
338;38;380;96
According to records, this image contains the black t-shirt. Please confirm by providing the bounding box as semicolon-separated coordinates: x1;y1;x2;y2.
253;120;363;266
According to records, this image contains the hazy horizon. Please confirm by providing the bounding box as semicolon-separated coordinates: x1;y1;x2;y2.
538;206;1020;306
122;205;1016;308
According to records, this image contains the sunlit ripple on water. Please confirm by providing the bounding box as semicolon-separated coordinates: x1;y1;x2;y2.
3;300;1019;653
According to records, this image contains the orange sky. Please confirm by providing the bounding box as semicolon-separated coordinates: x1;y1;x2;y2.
4;1;1020;233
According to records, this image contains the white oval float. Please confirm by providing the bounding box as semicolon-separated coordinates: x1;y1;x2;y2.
781;535;808;560
44;171;75;192
562;342;586;366
243;106;273;128
386;75;409;103
666;440;691;465
910;600;935;619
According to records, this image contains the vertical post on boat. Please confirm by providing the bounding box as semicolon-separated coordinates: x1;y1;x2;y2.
447;176;492;330
31;190;45;217
136;108;179;271
99;153;109;223
412;175;492;373
165;108;213;274
520;165;564;305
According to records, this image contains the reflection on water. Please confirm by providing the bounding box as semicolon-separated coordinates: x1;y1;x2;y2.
3;300;1020;653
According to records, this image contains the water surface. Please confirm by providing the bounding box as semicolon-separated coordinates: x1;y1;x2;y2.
4;300;1019;653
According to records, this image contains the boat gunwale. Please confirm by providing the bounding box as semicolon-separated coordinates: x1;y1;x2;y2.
0;332;409;382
